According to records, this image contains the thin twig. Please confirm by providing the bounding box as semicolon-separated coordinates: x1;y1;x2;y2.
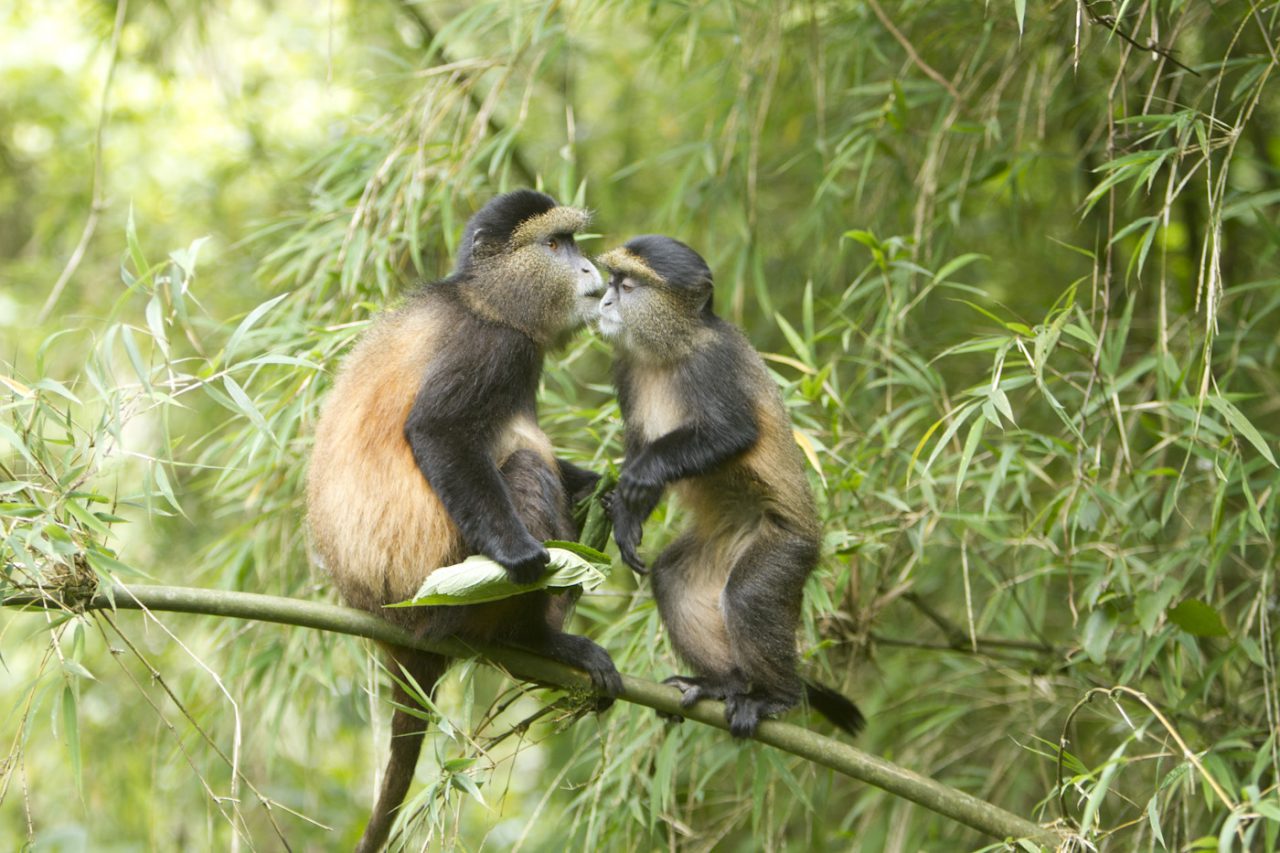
1081;1;1200;76
1057;685;1240;836
37;0;129;324
865;0;961;100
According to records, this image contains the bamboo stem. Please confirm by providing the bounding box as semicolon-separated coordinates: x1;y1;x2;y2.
5;583;1062;847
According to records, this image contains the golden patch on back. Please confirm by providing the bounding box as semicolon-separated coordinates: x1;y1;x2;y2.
307;310;459;610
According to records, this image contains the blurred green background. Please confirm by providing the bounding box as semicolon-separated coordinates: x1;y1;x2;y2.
2;0;1277;850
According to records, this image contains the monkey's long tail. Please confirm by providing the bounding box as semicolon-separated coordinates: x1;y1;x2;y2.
803;680;866;736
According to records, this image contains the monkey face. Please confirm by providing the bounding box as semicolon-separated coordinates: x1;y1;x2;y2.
595;272;630;339
596;237;713;357
552;234;606;328
596;272;701;356
460;193;602;345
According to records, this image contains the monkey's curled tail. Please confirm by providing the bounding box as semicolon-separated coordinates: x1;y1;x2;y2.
803;680;866;736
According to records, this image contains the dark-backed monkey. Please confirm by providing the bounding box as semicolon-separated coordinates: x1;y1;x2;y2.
306;190;621;852
596;235;863;739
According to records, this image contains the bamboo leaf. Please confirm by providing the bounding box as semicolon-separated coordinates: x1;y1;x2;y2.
955;416;986;497
1207;395;1278;467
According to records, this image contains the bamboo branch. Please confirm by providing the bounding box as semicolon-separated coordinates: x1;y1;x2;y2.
395;0;538;186
37;0;129;324
4;583;1063;847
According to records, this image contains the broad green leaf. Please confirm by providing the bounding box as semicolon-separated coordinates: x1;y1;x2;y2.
1168;599;1229;638
1082;608;1117;663
543;539;611;563
391;547;610;607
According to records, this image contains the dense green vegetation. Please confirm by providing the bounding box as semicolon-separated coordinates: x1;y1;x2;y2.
2;0;1277;849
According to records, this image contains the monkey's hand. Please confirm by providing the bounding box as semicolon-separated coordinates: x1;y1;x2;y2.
604;490;648;574
617;469;664;521
489;534;551;585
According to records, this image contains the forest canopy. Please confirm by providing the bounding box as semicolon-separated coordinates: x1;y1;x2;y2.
1;0;1278;850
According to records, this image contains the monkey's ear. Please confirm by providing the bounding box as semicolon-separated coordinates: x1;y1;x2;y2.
460;227;500;269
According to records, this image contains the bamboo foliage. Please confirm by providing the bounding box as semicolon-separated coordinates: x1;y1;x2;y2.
1;1;1278;850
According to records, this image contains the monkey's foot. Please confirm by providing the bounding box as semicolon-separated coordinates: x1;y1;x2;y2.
723;692;796;739
661;674;726;706
538;633;623;710
657;674;744;724
658;675;713;723
581;647;624;708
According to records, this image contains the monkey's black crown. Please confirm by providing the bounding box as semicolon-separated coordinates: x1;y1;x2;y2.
623;235;714;293
458;189;559;268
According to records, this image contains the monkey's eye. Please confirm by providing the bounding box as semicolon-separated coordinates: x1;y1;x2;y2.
620;279;636;293
547;237;560;252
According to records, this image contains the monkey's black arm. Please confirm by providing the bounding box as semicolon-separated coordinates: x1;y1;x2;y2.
611;411;757;572
611;344;759;571
622;361;759;493
405;330;549;583
629;414;759;485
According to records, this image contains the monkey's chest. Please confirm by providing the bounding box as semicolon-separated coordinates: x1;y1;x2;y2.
628;369;686;442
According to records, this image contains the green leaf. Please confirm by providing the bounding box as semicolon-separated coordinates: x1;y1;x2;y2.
145;295;168;359
449;771;488;807
990;386;1015;424
1207;395;1278;467
955;416;985;497
774;312;812;367
222;375;274;443
933;252;987;283
63;498;112;537
0;423;39;468
1168;599;1229;638
1146;794;1167;848
120;326;151;389
391;547;610;607
61;683;83;796
225;292;290;363
85;548;153;580
1082;608;1117;663
61;659;96;681
543;539;611;563
125;205;150;281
